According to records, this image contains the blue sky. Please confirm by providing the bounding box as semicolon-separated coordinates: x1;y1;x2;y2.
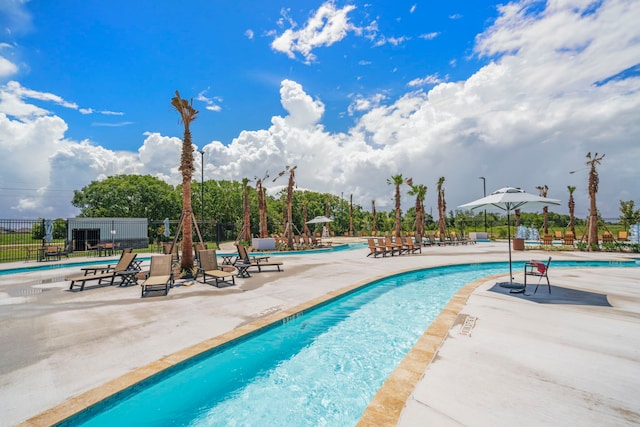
1;0;639;220
9;0;498;147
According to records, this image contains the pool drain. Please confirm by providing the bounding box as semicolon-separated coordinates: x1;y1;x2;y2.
459;315;477;336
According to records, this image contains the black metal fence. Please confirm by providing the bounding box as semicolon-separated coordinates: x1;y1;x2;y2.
0;218;237;264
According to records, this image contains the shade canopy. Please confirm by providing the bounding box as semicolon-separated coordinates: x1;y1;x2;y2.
459;187;561;291
306;216;333;224
458;187;561;213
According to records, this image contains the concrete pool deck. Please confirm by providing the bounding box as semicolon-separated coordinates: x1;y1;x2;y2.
1;239;638;426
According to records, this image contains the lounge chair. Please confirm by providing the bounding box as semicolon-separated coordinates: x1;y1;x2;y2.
66;252;139;291
163;242;180;263
618;231;628;241
197;249;237;287
563;231;575;246
524;257;552;294
384;237;405;256
80;248;133;275
554;230;563;240
366;238;386;257
236;243;283;272
602;231;614;243
541;234;553;245
140;255;174;297
42;245;63;261
402;236;421;254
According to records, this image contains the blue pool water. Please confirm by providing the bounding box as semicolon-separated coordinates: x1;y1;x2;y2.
218;242;366;257
0;243;366;276
0;257;152;276
61;260;637;426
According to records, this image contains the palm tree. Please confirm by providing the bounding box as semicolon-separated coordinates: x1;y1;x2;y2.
255;173;269;238
371;200;377;235
536;185;549;235
349;194;354;236
171;91;198;274
436;177;447;242
273;166;297;249
586;152;605;250
567;185;576;236
325;197;331;236
240;178;251;242
408;182;427;238
285;166;297;249
387;174;405;237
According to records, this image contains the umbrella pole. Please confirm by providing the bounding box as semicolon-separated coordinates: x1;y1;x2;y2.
507;210;513;283
499;209;525;291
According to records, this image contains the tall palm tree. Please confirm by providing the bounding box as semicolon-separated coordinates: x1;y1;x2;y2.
536;184;549;235
241;177;251;242
387;174;405;237
285;166;297;249
171;91;198;274
325;197;331;236
586;152;605;250
273;166;297;249
349;194;354;236
255;173;269;238
436;177;447;242
408;182;427;238
567;185;576;236
303;203;310;236
371;200;377;234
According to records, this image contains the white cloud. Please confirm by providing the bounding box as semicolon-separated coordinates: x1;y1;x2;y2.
271;2;358;63
245;29;254;39
407;74;445;87
279;79;324;128
410;4;417;14
419;32;439;40
0;56;18;77
196;89;222;112
347;93;387;115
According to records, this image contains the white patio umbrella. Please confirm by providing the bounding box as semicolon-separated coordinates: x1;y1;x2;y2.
459;187;561;290
306;216;333;224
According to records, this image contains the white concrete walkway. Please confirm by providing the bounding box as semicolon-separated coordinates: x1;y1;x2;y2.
0;240;638;426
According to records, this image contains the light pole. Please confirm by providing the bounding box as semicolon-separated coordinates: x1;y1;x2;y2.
479;176;487;232
200;150;205;236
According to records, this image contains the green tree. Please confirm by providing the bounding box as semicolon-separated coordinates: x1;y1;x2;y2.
619;200;640;230
72;175;179;219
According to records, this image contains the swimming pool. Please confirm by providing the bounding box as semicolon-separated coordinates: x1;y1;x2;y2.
0;257;153;276
59;260;637;426
0;243;367;276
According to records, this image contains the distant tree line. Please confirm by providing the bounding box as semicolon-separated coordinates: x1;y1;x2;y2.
67;174;636;241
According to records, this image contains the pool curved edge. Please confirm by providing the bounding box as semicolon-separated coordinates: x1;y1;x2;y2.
356;272;503;427
18;266;416;427
20;265;500;427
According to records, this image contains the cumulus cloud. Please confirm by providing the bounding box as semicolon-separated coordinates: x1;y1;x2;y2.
279;79;324;128
347;93;387;115
271;2;358;63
